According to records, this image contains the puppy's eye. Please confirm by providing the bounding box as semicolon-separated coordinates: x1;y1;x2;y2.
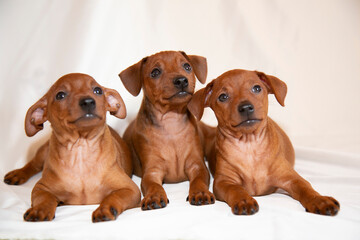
252;85;262;94
218;93;229;102
93;87;103;95
55;91;66;101
183;63;192;72
150;68;161;78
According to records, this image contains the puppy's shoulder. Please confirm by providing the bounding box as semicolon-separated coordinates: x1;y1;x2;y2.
267;117;294;163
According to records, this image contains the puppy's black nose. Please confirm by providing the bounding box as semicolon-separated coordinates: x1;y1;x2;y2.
79;97;96;112
238;103;254;116
173;77;188;89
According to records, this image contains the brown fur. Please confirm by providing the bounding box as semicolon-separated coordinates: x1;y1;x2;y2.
119;51;215;210
188;69;340;216
4;73;141;222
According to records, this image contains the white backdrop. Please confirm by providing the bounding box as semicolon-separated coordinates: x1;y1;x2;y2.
0;1;359;239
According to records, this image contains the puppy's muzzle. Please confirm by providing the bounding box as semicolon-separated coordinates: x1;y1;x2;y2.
173;77;188;90
238;102;254;117
235;102;261;127
79;97;96;115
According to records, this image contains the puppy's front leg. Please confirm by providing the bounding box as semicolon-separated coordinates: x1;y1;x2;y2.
214;173;259;215
277;168;340;216
4;141;48;185
24;183;58;221
185;159;215;205
141;168;168;210
92;187;141;222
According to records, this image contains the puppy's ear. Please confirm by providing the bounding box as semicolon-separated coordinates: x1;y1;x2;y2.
104;88;127;119
119;57;147;96
180;51;207;84
188;81;214;120
256;71;287;107
25;95;48;137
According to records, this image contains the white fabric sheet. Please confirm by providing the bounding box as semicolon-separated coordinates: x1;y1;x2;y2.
1;0;360;239
1;148;360;240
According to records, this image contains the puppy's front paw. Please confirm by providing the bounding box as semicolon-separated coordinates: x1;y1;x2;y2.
304;196;340;216
4;169;30;185
23;206;55;222
141;192;169;211
92;204;120;222
187;190;215;206
231;197;259;215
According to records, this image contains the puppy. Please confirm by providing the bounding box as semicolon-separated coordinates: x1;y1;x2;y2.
119;51;215;210
188;69;340;216
4;73;141;222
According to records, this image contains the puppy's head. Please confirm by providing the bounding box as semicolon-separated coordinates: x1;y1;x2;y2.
25;73;126;137
119;51;207;109
188;69;287;135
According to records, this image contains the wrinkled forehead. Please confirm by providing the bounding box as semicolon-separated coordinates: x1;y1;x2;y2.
213;70;261;92
49;74;99;93
146;51;187;68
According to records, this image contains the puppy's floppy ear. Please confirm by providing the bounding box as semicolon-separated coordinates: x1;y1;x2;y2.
104;88;127;119
25;95;48;137
188;81;214;120
119;57;147;96
180;51;207;84
255;71;287;107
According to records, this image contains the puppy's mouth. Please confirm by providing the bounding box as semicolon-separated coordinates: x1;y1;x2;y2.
165;91;192;100
232;119;262;128
70;113;102;124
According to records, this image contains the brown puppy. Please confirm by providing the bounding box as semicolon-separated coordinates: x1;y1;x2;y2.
119;51;215;210
188;69;340;216
4;73;141;222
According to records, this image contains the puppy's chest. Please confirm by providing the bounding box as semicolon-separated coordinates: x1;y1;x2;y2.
65;146;103;175
155;120;197;157
52;146;109;204
221;139;273;195
153;122;199;182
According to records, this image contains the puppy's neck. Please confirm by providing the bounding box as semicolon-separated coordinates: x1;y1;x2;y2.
49;125;114;171
140;97;189;127
51;125;107;151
